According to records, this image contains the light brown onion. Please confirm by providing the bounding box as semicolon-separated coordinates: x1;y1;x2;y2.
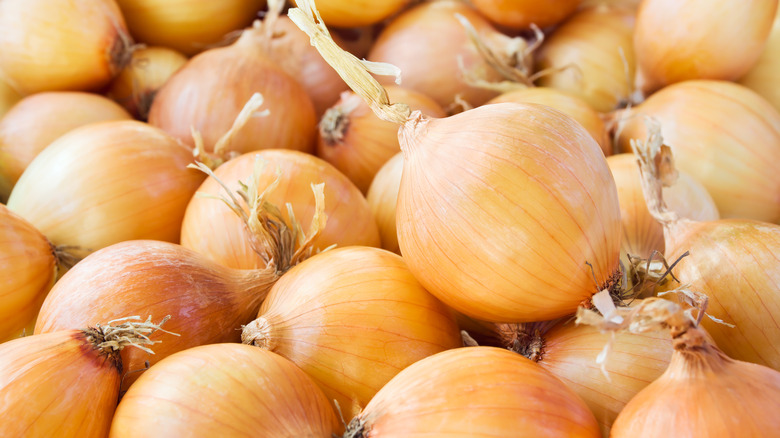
291;0;409;27
471;0;582;30
0;0;132;94
0;92;132;201
739;8;780;112
366;152;403;254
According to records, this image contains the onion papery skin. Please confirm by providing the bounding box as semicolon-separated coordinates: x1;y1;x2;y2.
536;5;636;113
488;87;611;156
243;246;462;420
739;9;780;112
317;86;445;193
471;0;582;30
7;120;204;254
607;153;718;262
110;344;340;438
366;0;507;110
0;91;132;201
397;103;621;322
291;0;408;28
659;219;780;370
34;240;276;389
0;330;121;437
634;0;778;95
611;328;780;436
616;80;780;223
181;150;380;270
348;346;600;437
366;152;403;254
106;46;188;120
148;28;316;155
0;0;131;94
116;0;266;56
0;205;57;343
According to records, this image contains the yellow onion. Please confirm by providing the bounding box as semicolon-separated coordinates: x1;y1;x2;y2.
317;85;445;193
106;47;188;120
292;0;409;28
0;0;132;94
181;149;380;270
342;346;600;437
488;87;611;156
148;24;316;155
110;344;340;437
634;0;777;95
471;0;582;30
241;246;462;420
739;9;780;112
7;120;205;257
116;0;265;56
579;0;641;9
616;80;780;223
0;205;57;342
0;317;171;437
0;92;132;201
366;152;403;254
0;77;21;118
292;2;623;323
536;5;636;113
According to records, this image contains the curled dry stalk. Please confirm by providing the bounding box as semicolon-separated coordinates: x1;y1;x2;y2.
83;315;178;373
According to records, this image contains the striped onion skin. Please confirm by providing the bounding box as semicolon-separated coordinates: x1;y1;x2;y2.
397;103;621;323
344;346;600;437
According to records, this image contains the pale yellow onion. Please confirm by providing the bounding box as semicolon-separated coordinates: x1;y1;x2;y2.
241;246;462;420
291;0;409;28
116;0;265;56
0;92;132;201
366;152;403;254
470;0;582;29
0;204;57;342
317;85;445;193
0;0;132;94
536;5;636;112
0;77;21;118
181;149;380;270
109;344;340;437
616;80;780;223
634;0;778;95
488;87;611;156
7;120;205;256
106;46;188;120
739;9;780;112
342;347;600;437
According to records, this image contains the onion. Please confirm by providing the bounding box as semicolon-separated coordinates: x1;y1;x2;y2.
0;205;57;342
366;152;403;254
0;92;132;201
110;344;340;437
292;2;622;323
536;4;636;112
317;85;445;193
181;149;380;270
0;77;21;118
148;23;317;155
470;0;582;30
241;246;462;420
0;317;172;437
739;9;780;112
488;87;611;156
616;80;780;223
0;0;132;94
292;0;408;27
106;47;188;120
579;0;641;9
115;0;265;56
634;0;777;95
341;346;600;437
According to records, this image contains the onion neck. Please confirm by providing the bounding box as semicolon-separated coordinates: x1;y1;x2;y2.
668;324;732;377
231;266;279;314
399;111;430;159
342;417;367;438
241;316;276;350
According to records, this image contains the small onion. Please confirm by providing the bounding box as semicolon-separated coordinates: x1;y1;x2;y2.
470;0;582;30
634;0;777;95
106;47;188;120
342;346;600;437
0;204;57;342
536;5;636;112
317;85;445;193
366;152;404;254
0;92;132;201
739;9;780;112
115;0;265;56
291;0;409;28
0;77;21;118
616;80;780;223
110;344;340;437
241;246;462;420
0;0;132;94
